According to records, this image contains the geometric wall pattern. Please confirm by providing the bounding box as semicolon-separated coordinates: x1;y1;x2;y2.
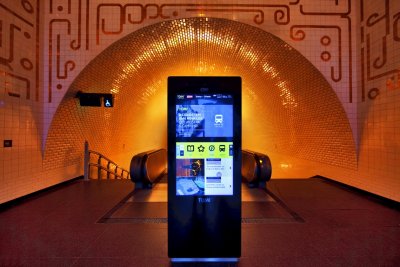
1;0;399;203
43;0;356;134
44;17;357;171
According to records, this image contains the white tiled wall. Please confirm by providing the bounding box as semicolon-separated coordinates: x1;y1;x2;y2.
0;0;399;203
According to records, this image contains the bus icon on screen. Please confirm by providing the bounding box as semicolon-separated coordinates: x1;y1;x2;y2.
215;114;223;124
219;145;226;152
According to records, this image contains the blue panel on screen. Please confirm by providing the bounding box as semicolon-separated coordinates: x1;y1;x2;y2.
203;105;233;137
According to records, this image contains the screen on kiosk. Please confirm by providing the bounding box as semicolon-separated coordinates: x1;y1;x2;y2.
175;93;233;196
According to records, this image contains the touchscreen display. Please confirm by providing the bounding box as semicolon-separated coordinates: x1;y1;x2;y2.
175;94;233;196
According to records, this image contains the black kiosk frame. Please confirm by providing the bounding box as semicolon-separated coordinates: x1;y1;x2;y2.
168;76;242;262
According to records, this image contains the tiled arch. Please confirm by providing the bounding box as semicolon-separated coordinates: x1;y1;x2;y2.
44;17;356;172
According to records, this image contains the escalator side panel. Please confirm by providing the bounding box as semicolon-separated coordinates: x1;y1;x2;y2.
241;150;258;183
144;149;167;184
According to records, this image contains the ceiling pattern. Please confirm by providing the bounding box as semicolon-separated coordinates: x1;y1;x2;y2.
44;17;357;171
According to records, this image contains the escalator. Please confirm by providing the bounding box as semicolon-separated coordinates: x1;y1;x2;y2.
129;148;272;189
99;149;302;224
130;148;168;188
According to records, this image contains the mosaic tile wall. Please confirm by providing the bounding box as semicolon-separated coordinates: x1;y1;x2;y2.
353;0;400;200
1;0;399;203
44;17;357;172
0;0;46;203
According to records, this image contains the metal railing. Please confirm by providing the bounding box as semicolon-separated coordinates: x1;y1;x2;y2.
84;141;130;180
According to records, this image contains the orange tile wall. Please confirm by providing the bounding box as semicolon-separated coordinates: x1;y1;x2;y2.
0;0;399;203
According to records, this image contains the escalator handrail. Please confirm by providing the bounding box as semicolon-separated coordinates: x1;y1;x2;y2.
242;149;272;183
130;148;167;185
130;148;271;186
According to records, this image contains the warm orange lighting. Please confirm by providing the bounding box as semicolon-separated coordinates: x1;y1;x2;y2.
280;163;291;169
262;62;278;78
45;17;356;173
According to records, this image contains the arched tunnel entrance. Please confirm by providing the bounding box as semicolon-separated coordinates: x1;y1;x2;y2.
44;17;356;176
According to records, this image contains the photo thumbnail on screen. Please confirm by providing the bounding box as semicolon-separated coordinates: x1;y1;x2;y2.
176;159;205;196
176;97;233;138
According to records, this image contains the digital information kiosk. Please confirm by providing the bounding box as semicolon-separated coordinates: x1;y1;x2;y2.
167;76;242;262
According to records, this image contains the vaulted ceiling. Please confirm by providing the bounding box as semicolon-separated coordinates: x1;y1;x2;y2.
44;17;356;171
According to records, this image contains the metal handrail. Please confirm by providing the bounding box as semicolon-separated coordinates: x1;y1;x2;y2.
84;141;130;180
130;148;167;186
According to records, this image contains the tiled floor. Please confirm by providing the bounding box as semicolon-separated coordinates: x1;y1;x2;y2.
98;182;299;224
0;178;399;266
